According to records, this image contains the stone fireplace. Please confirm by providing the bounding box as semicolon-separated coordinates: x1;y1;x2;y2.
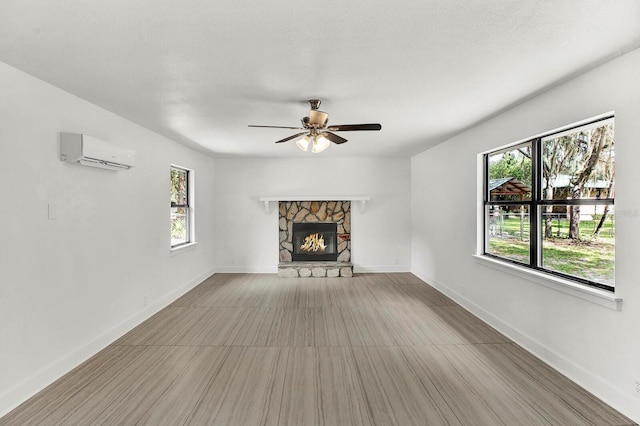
278;200;352;277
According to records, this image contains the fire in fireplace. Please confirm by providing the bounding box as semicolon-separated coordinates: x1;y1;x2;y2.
292;222;338;261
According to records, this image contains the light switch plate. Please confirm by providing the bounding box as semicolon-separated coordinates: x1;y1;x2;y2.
48;203;57;220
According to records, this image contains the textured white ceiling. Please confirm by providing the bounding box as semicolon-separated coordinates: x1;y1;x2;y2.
1;0;639;158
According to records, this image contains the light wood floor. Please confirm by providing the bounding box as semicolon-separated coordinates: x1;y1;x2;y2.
1;273;634;425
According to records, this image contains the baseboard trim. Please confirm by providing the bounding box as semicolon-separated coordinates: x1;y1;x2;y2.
0;267;216;418
215;265;277;273
354;265;411;273
410;268;640;423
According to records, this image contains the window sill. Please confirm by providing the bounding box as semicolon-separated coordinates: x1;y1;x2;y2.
473;254;622;311
170;241;198;256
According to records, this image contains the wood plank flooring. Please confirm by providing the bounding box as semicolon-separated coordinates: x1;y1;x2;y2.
1;273;634;425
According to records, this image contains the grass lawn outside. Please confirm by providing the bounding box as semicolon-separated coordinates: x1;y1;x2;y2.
488;215;614;286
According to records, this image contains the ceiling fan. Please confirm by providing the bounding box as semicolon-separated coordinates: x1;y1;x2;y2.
248;99;382;153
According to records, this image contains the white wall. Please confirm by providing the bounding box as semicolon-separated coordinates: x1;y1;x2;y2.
0;62;216;416
411;48;640;422
213;157;411;272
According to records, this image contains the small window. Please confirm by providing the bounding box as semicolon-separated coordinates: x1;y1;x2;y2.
483;116;615;291
170;166;192;248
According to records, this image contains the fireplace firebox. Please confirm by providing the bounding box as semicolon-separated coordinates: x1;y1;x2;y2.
292;222;338;261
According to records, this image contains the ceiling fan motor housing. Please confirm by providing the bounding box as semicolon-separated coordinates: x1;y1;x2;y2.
308;110;329;127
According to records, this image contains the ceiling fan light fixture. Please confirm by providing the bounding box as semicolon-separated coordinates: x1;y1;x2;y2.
295;134;311;152
311;134;331;153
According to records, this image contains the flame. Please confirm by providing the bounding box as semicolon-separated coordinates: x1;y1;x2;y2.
300;233;326;252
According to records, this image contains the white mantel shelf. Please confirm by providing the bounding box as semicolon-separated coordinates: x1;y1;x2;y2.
259;196;371;214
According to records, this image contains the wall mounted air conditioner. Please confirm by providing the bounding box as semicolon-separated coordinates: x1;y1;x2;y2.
59;132;135;171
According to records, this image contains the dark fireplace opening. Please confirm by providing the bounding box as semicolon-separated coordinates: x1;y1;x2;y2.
292;222;338;261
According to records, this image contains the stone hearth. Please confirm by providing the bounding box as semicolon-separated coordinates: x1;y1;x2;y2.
278;200;353;277
278;261;353;278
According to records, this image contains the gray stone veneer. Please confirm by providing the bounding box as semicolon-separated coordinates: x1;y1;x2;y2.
277;201;353;277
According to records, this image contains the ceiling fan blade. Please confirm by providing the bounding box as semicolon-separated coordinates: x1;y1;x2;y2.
248;125;305;130
322;132;348;145
327;123;382;132
275;132;307;144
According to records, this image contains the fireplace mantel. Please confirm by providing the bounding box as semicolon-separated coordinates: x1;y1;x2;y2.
258;195;370;214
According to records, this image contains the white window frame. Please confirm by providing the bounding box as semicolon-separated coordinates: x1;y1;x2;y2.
476;113;620;309
170;164;196;252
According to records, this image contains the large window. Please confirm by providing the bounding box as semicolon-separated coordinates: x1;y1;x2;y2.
484;116;615;291
170;165;192;248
